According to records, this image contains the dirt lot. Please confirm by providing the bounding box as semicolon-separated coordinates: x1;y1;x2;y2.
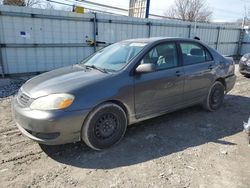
0;65;250;188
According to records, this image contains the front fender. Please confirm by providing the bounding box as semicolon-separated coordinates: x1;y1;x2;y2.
66;73;135;119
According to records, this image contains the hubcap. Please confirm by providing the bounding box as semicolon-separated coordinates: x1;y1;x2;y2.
95;113;118;139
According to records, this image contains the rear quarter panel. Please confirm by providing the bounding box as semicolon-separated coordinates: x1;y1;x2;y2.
207;46;235;79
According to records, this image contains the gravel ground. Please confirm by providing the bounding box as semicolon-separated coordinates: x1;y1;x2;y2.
0;79;25;98
0;65;250;188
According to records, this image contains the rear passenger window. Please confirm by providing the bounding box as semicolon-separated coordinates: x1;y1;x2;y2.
141;43;178;70
180;43;212;65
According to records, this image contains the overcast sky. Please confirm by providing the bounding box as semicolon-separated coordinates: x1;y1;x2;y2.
55;0;247;22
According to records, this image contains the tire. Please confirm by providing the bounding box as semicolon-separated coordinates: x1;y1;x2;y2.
203;81;225;112
244;74;250;78
81;103;127;150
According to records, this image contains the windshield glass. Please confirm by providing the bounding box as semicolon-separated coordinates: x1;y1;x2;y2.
81;42;147;72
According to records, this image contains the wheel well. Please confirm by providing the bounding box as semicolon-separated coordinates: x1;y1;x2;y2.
215;78;226;90
104;100;129;121
81;100;129;139
85;100;129;123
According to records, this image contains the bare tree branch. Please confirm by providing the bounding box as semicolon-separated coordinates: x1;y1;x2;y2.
3;0;26;6
165;0;213;22
3;0;42;7
25;0;41;7
42;1;54;9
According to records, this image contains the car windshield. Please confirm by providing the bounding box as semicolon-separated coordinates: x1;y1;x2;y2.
81;42;147;72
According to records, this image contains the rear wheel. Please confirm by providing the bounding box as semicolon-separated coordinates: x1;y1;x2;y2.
81;103;127;150
203;81;225;111
244;74;250;78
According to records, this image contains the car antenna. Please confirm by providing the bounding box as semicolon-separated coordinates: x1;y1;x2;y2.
194;36;200;40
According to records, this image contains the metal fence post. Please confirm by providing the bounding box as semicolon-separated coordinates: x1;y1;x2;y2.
145;0;150;18
92;12;97;52
237;28;245;59
188;24;192;38
0;45;4;78
0;14;5;78
147;21;151;38
215;27;221;50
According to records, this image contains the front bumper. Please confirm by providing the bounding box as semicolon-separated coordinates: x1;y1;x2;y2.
225;74;236;93
12;97;90;145
239;62;250;75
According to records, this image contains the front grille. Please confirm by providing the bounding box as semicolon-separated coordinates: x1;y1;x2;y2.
17;90;32;107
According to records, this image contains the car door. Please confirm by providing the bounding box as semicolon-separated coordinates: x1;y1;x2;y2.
179;42;216;103
134;42;184;119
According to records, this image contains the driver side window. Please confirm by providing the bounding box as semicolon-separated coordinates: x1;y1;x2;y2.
141;43;178;70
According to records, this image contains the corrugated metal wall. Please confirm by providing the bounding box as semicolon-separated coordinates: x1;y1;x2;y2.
0;5;247;75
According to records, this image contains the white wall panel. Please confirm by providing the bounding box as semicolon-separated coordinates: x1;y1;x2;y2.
0;5;246;75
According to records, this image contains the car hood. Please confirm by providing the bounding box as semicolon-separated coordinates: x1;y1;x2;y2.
21;65;111;99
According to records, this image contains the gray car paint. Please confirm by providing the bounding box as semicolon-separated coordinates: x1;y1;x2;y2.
12;37;236;145
239;53;250;75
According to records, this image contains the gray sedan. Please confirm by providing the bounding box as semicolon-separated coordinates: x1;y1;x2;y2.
12;37;236;150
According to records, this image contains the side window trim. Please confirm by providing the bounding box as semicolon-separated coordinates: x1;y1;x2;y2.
204;48;213;62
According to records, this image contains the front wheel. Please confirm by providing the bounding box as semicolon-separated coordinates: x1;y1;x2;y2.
203;81;225;111
81;103;127;150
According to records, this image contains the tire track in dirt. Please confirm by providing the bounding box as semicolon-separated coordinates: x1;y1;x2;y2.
9;140;29;147
1;150;43;165
0;129;20;137
24;166;79;187
0;127;18;134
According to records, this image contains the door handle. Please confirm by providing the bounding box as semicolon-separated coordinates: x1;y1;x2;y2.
175;70;182;77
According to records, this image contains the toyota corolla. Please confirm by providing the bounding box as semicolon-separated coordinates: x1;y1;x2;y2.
12;37;236;150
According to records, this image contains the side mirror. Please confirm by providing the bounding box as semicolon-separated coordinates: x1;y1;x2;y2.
135;63;155;73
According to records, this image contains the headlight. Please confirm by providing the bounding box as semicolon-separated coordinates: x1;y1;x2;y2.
241;56;248;62
247;60;250;66
30;93;74;110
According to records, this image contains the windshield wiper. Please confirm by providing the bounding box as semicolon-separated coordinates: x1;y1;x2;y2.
84;65;108;73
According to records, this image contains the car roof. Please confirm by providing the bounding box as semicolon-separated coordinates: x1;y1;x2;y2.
122;37;201;44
